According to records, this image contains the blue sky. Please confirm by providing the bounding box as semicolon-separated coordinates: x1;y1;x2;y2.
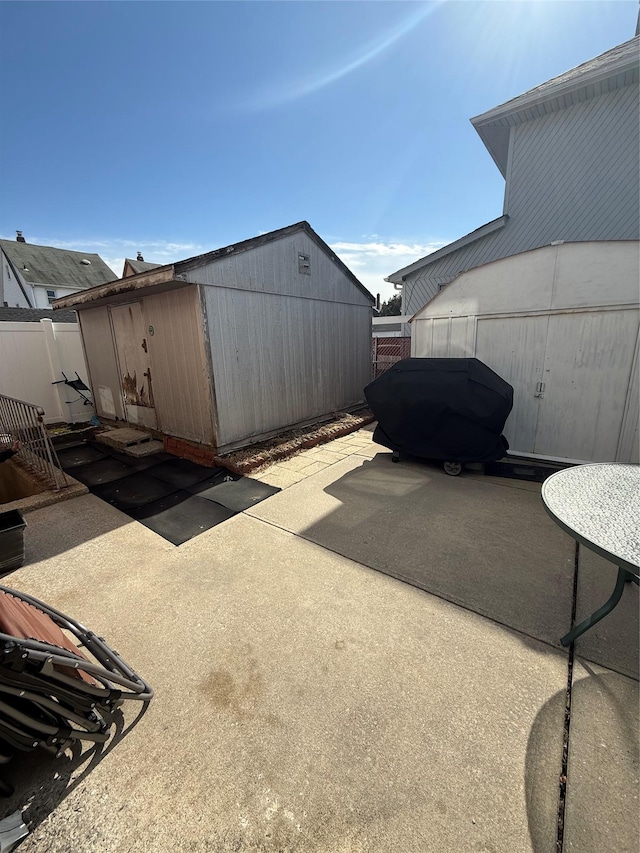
0;1;636;301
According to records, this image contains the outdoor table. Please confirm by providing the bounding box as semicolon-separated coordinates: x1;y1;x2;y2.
541;463;639;647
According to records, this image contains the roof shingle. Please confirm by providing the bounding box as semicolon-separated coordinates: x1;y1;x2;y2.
0;240;116;289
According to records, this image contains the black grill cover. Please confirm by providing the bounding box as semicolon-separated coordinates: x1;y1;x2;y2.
364;358;514;462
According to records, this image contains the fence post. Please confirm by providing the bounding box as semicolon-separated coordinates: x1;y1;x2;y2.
40;318;71;423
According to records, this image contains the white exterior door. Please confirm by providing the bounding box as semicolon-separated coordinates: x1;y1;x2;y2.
109;302;158;430
475;315;548;453
533;309;639;461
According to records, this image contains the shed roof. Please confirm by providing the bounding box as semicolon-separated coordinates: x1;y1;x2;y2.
0;239;116;289
471;35;640;177
53;221;375;309
0;306;78;323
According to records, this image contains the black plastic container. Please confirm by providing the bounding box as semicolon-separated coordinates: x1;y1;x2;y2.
0;509;27;575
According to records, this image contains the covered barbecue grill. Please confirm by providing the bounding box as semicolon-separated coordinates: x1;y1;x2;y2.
364;358;513;474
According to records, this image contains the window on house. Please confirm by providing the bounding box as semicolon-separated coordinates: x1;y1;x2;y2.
47;289;56;304
298;253;310;275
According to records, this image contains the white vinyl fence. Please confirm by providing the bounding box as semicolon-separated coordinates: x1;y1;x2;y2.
0;319;94;424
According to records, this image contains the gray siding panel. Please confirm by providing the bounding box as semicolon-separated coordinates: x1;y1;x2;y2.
204;286;371;451
404;84;640;315
186;232;371;307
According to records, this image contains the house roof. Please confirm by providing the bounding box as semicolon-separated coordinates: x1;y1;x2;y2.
386;216;508;284
471;35;640;177
53;221;375;309
0;306;77;323
0;239;116;289
123;258;162;275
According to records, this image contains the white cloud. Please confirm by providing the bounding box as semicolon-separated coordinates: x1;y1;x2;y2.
329;238;448;302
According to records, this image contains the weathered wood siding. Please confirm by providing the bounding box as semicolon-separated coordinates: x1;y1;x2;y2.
193;232;372;451
403;84;640;315
143;287;215;444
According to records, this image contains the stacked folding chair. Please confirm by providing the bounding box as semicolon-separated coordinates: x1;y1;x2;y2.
0;584;153;796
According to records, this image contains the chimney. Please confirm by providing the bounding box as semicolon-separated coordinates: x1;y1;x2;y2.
16;231;25;243
137;251;144;261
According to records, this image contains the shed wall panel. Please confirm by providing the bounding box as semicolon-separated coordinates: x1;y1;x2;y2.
78;306;124;420
204;287;371;450
475;315;549;453
186;232;371;307
143;287;215;444
533;309;639;461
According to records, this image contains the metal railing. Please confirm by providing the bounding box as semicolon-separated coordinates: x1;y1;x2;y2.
0;394;67;491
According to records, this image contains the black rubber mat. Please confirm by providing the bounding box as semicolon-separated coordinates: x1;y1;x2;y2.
70;458;136;487
188;477;280;512
129;491;236;545
144;458;227;490
58;442;277;545
92;472;177;510
56;444;108;468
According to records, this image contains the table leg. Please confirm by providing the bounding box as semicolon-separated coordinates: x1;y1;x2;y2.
561;566;639;646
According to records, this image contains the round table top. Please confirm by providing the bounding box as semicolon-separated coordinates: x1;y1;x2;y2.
541;463;640;572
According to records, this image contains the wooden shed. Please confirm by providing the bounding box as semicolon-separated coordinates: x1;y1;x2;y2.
410;241;639;464
54;222;374;454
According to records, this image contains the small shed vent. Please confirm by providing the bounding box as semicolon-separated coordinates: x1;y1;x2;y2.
298;253;310;275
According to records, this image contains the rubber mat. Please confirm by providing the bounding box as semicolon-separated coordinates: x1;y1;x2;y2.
144;458;227;490
57;442;278;545
188;477;280;512
70;457;136;487
56;444;108;468
92;472;177;510
129;491;236;545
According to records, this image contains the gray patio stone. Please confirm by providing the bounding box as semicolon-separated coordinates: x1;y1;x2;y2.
249;454;576;646
572;548;639;680
5;507;566;853
563;661;639;852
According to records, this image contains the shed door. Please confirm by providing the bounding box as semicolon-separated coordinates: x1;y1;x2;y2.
109;302;157;430
533;310;639;461
475;315;548;453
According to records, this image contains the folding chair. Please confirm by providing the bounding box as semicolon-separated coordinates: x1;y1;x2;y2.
0;585;152;794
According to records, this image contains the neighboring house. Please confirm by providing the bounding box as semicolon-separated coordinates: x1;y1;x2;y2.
54;221;375;455
122;252;161;278
0;232;115;309
387;35;640;315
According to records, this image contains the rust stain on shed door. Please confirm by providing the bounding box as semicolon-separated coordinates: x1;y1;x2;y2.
109;302;158;429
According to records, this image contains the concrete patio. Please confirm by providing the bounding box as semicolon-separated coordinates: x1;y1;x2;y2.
1;427;638;852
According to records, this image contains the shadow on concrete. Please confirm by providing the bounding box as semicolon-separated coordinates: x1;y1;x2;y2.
299;454;575;649
0;702;150;832
525;668;639;853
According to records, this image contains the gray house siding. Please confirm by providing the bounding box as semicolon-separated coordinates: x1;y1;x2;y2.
402;82;640;316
